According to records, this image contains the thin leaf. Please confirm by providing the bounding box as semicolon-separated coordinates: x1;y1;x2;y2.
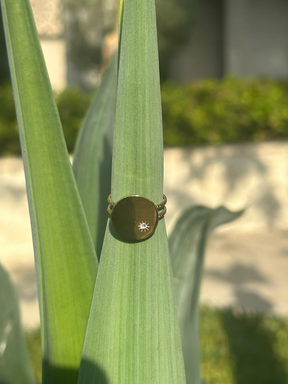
0;264;36;384
119;0;124;27
169;205;243;384
78;0;186;383
118;0;124;52
1;0;97;382
73;54;117;258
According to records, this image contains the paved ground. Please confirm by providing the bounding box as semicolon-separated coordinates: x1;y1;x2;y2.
1;158;288;329
202;228;288;315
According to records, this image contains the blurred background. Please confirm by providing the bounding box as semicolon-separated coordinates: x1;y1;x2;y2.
1;1;288;383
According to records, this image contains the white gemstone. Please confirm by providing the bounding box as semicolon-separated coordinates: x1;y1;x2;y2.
139;222;150;231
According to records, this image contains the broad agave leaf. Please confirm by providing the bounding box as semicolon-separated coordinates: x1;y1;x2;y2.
73;54;117;258
169;206;243;384
0;264;35;384
1;0;97;382
77;0;186;383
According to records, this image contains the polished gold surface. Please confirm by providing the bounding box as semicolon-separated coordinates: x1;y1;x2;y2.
108;194;167;242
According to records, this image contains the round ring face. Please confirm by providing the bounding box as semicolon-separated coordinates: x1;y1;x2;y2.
111;196;159;241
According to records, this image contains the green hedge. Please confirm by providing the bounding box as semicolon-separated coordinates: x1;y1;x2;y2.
0;83;20;155
1;78;288;156
162;78;288;146
0;85;92;156
56;88;92;152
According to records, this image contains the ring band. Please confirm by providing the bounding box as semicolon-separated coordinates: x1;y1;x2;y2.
107;194;167;242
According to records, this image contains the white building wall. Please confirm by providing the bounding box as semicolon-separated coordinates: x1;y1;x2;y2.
30;0;67;91
40;39;67;91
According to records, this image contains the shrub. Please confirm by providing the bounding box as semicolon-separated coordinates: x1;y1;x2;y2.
0;85;92;155
56;88;93;153
161;78;288;146
2;77;288;156
0;83;20;155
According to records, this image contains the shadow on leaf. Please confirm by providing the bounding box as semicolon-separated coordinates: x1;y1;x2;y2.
43;359;109;384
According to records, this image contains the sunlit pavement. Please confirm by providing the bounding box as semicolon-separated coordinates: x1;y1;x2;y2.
203;228;288;315
1;158;288;329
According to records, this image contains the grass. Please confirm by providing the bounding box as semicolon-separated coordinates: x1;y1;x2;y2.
25;327;41;384
200;307;288;384
25;306;288;384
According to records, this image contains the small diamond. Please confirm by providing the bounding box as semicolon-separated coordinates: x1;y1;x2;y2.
138;222;150;232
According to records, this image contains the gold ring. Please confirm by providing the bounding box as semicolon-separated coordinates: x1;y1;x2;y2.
107;194;167;242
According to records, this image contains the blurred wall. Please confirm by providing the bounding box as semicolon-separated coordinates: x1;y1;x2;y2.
27;0;288;88
164;142;288;233
170;0;288;82
226;0;288;78
1;142;287;246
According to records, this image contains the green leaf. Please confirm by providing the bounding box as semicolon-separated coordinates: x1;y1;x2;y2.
169;205;243;384
77;0;186;382
73;53;117;257
119;0;124;25
118;0;124;50
0;264;36;384
1;0;97;382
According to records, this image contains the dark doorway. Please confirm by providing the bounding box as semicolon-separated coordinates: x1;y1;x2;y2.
169;0;225;83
